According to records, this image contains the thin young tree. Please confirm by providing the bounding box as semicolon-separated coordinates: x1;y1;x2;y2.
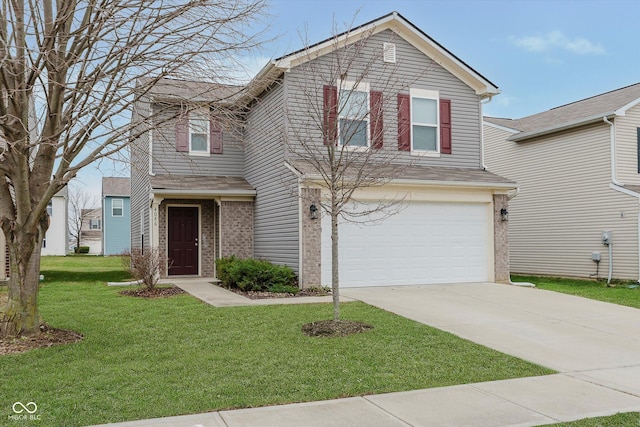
67;184;98;251
0;0;266;337
285;22;429;321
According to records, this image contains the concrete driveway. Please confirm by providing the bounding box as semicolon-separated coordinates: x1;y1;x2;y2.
342;282;640;394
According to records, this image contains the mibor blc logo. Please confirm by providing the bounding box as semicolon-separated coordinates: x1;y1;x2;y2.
9;401;41;421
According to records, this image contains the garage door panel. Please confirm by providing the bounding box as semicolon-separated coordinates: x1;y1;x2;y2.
321;201;489;287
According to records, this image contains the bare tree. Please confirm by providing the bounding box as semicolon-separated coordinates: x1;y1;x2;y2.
68;184;98;251
284;24;428;321
0;0;266;337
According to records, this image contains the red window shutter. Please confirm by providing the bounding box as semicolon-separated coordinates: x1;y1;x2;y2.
370;91;383;149
323;85;338;145
175;113;189;152
440;98;452;154
210;119;223;154
397;93;410;151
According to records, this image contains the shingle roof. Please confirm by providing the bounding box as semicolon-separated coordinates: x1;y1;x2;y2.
102;177;130;197
139;77;245;103
150;174;254;192
289;161;515;187
485;83;640;141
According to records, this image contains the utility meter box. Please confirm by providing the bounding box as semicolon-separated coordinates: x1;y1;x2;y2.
602;231;612;245
592;252;601;262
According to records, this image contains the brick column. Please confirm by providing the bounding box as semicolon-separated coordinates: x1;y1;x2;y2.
220;201;254;259
301;188;321;288
493;194;510;283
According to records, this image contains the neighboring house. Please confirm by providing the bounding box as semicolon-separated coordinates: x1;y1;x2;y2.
131;12;515;287
41;188;69;256
484;83;640;281
102;177;131;255
79;208;103;254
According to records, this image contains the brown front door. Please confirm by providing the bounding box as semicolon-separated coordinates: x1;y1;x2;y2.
168;206;198;276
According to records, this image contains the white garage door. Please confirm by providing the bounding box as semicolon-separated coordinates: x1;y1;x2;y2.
320;201;489;287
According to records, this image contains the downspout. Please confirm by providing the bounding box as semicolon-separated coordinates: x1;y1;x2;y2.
604;117;624;186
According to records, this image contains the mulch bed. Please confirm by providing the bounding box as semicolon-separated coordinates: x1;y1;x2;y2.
0;324;83;355
225;287;331;300
302;320;374;337
119;286;186;298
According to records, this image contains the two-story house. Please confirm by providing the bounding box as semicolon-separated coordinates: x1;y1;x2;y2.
485;83;640;282
78;207;102;254
131;12;515;288
102;177;131;256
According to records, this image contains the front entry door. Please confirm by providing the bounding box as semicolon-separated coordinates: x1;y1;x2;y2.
168;207;198;276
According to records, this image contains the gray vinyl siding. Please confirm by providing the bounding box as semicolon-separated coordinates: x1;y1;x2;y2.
130;98;152;249
244;80;300;270
284;30;483;169
615;104;640;184
151;103;244;176
484;122;639;280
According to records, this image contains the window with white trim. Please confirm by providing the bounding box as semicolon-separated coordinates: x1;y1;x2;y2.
338;81;370;147
90;219;102;230
411;88;439;152
189;111;210;155
46;200;53;216
112;199;123;217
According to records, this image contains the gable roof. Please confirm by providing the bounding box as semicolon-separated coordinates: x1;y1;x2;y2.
485;82;640;142
102;177;130;197
243;11;499;104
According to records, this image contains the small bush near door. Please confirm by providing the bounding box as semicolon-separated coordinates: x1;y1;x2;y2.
217;256;298;294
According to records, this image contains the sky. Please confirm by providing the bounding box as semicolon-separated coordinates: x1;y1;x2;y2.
76;0;640;199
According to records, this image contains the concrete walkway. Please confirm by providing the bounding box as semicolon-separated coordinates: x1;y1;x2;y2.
91;280;640;427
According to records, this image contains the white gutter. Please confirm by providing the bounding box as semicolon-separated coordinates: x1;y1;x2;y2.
603;117;624;187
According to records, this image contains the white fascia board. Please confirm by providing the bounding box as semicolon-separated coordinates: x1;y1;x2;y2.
483;120;521;134
614;96;640;116
610;183;640;198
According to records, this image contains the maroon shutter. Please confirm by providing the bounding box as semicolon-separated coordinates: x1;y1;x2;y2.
210;119;222;154
370;91;383;149
175;113;189;152
323;85;338;145
440;99;451;154
397;93;410;151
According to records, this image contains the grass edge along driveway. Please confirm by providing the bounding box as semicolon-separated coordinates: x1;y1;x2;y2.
0;257;553;426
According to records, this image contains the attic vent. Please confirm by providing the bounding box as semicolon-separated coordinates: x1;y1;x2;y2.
383;42;396;63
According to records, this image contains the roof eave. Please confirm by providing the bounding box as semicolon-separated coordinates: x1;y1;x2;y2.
509;112;617;142
150;189;257;198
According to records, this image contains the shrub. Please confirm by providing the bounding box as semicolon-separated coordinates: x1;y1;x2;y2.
216;256;298;293
121;247;170;289
74;246;90;254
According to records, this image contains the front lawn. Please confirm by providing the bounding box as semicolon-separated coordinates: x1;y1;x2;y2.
0;257;553;426
513;275;640;309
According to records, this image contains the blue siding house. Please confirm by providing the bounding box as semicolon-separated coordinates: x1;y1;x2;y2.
102;177;131;255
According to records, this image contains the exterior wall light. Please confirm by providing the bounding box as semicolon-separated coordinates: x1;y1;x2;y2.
309;203;318;220
500;208;509;222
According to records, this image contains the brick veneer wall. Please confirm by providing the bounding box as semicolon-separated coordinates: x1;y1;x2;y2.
219;201;253;259
300;188;321;288
158;199;216;277
493;194;510;283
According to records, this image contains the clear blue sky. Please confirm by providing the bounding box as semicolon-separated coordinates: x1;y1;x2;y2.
78;0;640;198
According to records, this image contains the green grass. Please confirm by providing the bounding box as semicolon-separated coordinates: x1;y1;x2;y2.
550;412;640;426
0;257;553;426
513;275;640;309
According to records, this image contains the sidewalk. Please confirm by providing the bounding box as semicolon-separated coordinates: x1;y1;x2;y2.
90;280;640;427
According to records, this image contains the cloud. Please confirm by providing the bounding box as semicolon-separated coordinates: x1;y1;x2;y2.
509;31;605;55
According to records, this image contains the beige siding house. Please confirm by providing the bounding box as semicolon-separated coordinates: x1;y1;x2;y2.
484;83;640;281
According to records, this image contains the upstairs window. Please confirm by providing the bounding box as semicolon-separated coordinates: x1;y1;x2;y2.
90;219;102;230
398;90;451;154
339;82;370;147
175;110;223;155
189;112;210;155
112;199;123;217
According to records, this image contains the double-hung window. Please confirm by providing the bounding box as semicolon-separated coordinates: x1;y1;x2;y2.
410;88;439;152
112;199;123;217
189;111;210;155
338;81;370;147
90;219;101;230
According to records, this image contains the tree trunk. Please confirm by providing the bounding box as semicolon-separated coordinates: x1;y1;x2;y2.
331;211;340;321
1;231;44;337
